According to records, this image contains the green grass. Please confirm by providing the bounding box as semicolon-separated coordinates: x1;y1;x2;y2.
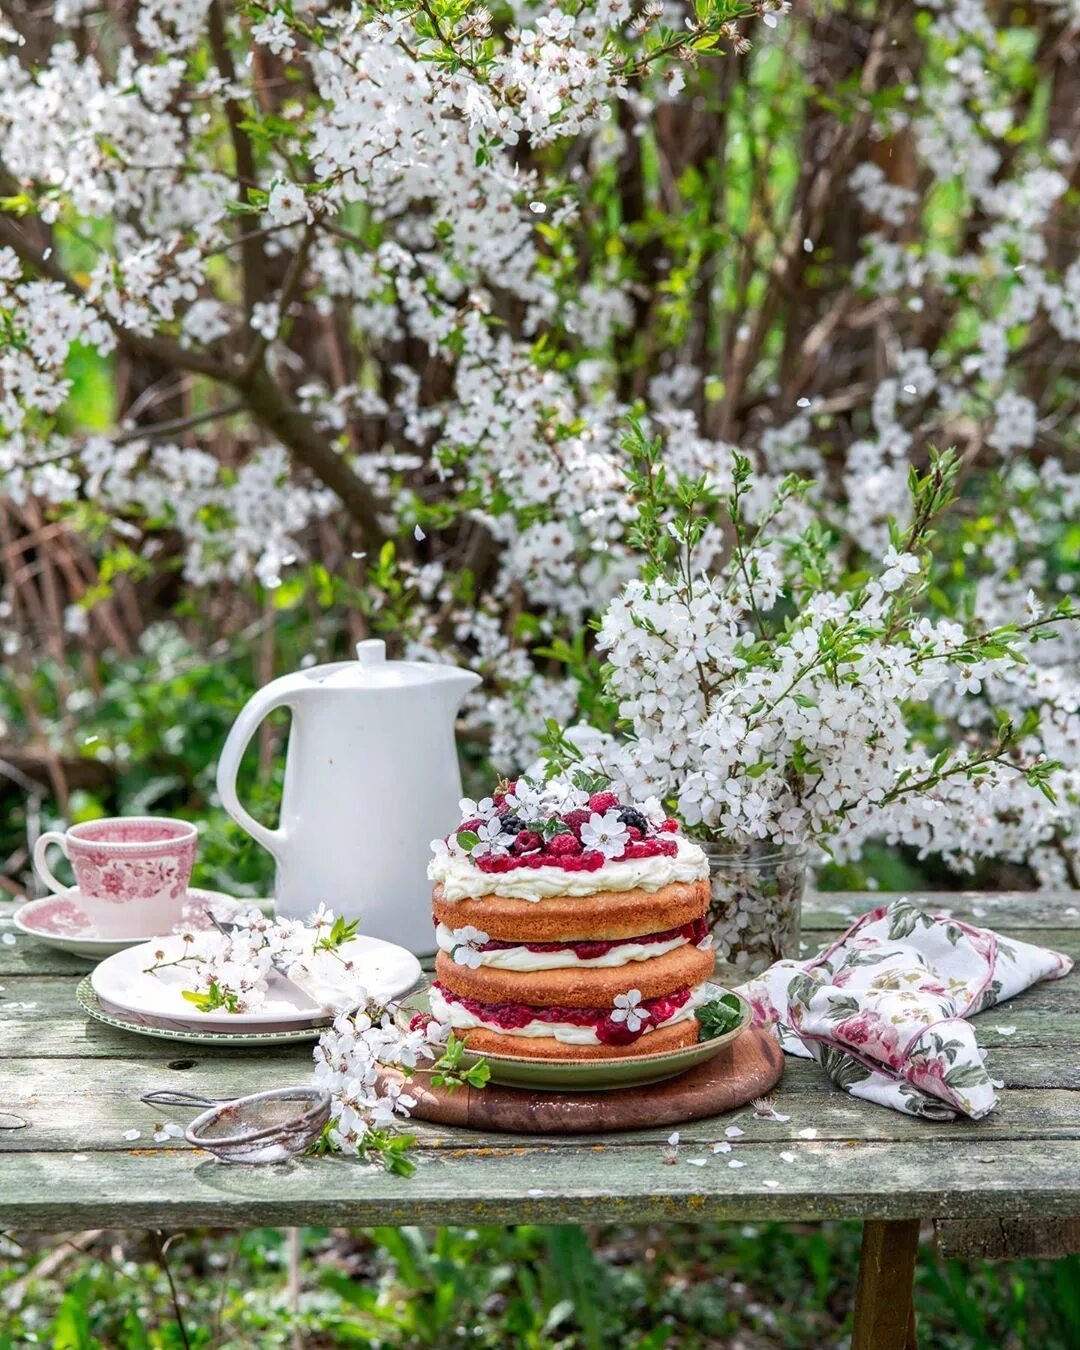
1;1223;1077;1348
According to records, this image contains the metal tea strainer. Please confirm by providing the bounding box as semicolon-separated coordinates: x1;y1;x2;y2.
140;1087;331;1164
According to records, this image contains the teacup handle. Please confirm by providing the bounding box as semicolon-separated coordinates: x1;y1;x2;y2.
33;831;71;895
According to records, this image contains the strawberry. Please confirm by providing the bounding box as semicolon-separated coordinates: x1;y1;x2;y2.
588;791;620;814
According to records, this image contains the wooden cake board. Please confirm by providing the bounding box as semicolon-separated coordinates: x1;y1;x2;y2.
377;1027;783;1134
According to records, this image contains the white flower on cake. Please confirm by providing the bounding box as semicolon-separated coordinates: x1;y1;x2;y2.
610;989;650;1033
449;925;490;968
473;819;510;859
580;809;630;859
459;796;497;822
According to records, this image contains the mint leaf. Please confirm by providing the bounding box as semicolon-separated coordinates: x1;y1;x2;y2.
697;995;744;1041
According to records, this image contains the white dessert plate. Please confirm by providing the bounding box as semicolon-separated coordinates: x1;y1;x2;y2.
13;888;244;961
397;981;751;1091
90;931;423;1034
76;977;324;1047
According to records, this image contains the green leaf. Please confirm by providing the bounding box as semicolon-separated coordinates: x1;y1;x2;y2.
697;994;745;1041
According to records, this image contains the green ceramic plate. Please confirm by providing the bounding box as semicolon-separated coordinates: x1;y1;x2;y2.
399;981;751;1091
76;977;323;1048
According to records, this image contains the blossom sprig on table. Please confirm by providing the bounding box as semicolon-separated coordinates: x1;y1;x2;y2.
595;430;1076;860
311;1002;489;1173
144;903;367;1015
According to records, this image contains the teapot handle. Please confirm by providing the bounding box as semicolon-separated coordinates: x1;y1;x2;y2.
215;678;299;860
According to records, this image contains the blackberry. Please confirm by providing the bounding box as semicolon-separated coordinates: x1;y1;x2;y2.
499;814;524;835
618;807;649;835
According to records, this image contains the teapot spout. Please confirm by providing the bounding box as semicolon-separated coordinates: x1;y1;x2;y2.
435;665;482;710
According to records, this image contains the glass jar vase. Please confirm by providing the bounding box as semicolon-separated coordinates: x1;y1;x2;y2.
704;840;808;979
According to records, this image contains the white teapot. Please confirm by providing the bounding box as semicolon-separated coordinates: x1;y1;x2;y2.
216;639;480;955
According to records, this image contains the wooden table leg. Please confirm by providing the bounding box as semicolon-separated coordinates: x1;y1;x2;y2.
851;1218;920;1350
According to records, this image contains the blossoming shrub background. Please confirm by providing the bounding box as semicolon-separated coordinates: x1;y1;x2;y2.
1;0;1079;897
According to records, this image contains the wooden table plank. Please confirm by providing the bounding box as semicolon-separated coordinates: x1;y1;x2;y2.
4;1138;1080;1230
4;1057;1079;1153
800;891;1080;931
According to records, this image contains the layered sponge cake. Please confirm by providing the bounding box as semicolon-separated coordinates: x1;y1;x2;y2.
426;777;714;1059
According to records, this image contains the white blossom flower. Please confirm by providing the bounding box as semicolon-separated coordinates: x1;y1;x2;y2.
450;925;490;967
580;809;630;859
610;988;650;1033
267;180;312;227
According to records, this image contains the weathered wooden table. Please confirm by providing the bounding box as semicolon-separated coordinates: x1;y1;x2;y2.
2;891;1078;1348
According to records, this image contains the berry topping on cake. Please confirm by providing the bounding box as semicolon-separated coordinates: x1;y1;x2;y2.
434;772;685;874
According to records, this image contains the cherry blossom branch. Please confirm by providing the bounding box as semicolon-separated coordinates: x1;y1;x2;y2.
207;0;268;314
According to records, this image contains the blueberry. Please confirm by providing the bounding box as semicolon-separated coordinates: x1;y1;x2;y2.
617;807;649;835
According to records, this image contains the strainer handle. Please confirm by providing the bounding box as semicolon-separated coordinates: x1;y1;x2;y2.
140;1089;224;1109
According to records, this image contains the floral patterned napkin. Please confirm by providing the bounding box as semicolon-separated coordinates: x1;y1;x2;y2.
736;898;1073;1120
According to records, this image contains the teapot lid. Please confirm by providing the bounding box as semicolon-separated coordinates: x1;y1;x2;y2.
306;639;467;689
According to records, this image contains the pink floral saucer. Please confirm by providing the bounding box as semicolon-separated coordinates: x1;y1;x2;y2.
12;888;249;961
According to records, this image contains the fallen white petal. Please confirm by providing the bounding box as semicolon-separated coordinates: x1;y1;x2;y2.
527;1188;545;1197
72;1154;88;1162
797;1128;818;1139
667;1131;680;1146
122;1129;141;1142
710;1141;732;1154
763;1179;780;1189
724;1125;745;1138
779;1150;796;1163
685;1158;708;1167
728;1159;746;1169
994;1026;1016;1036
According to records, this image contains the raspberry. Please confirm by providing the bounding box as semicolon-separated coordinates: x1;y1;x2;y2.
514;829;542;853
459;817;483;834
625;825;643;842
624;839;662;859
475;853;515;873
556;852;604;872
546;834;583;858
660;818;680;833
588;791;620;814
560;808;591;836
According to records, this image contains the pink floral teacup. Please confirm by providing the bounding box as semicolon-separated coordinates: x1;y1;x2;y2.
33;817;198;939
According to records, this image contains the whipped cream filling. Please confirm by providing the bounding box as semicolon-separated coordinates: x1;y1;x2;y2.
428;983;708;1046
429;836;709;903
435;922;695;970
